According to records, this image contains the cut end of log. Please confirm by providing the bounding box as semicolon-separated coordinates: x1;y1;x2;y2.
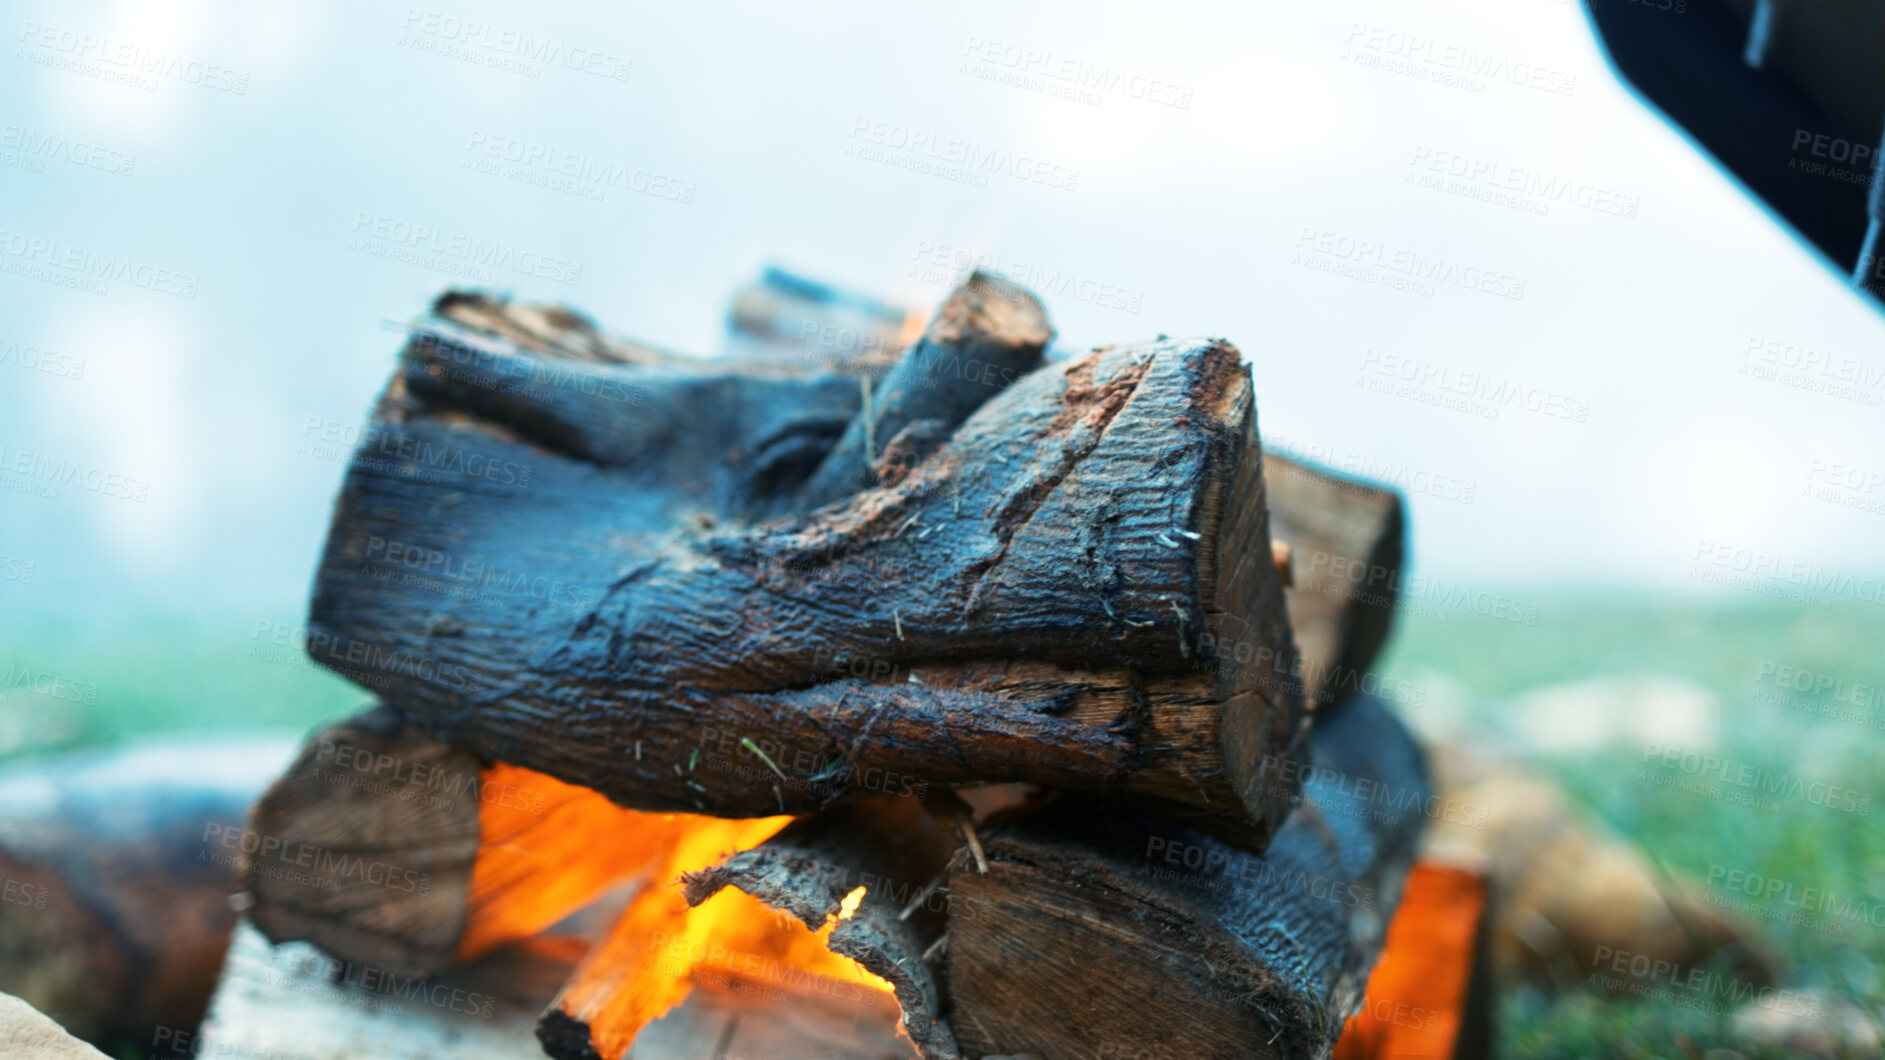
924;271;1052;350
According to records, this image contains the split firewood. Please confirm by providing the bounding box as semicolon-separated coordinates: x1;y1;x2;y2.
537;798;949;1060
1422;743;1776;994
198;918;910;1060
244;706;759;980
189;921;580;1060
940;693;1428;1060
0;736;295;1052
1261;454;1405;711
307;276;1308;850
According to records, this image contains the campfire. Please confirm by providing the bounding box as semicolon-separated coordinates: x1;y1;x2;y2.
219;272;1476;1060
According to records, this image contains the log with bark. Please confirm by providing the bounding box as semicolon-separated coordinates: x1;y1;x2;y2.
538;693;1424;1060
0;737;295;1053
242;706;695;980
1422;742;1776;994
938;692;1428;1060
1260;454;1404;711
539;796;958;1060
242;395;1415;987
305;275;1309;850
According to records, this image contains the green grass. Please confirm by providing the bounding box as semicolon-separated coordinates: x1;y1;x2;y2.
1378;598;1885;1058
0;613;369;761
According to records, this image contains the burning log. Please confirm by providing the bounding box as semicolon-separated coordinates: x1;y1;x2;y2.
540;797;957;1060
244;706;785;980
306;276;1308;849
0;736;295;1052
940;693;1427;1060
549;695;1425;1060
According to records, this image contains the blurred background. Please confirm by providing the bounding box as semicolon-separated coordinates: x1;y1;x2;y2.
2;0;1882;1056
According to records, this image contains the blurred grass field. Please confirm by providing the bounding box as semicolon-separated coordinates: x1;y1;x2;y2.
4;596;1881;1057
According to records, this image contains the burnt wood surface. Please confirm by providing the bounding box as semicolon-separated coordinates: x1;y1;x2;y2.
678;798;962;1060
306;279;1307;849
940;693;1428;1060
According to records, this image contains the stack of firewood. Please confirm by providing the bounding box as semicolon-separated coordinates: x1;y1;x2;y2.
201;274;1455;1060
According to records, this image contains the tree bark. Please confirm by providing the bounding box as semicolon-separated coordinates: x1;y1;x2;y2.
939;693;1428;1060
306;278;1307;850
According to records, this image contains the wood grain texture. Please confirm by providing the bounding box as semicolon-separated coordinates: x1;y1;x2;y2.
243;707;481;979
306;279;1307;849
243;707;710;980
1261;453;1404;711
942;694;1428;1060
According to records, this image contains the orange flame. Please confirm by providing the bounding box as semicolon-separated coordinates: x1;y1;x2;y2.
556;822;894;1060
454;763;894;1060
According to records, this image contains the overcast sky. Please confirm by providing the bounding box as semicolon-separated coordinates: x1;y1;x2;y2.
4;0;1883;623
